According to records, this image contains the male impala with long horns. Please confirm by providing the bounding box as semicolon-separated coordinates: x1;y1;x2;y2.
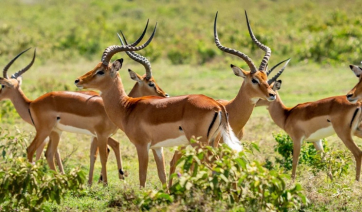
75;22;243;187
167;11;287;187
7;23;168;185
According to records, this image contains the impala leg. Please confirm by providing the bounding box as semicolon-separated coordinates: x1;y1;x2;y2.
97;136;109;185
107;137;125;180
335;130;362;181
136;144;149;187
152;147;167;188
35;137;48;161
27;130;52;163
55;148;64;174
313;139;324;153
291;136;302;181
169;150;182;188
353;128;362;139
45;131;61;171
89;137;98;185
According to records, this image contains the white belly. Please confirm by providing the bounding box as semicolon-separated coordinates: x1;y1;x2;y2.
151;135;188;148
55;122;95;136
305;125;335;141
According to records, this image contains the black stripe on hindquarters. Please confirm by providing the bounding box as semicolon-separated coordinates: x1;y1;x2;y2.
207;112;219;139
350;108;360;128
28;109;35;126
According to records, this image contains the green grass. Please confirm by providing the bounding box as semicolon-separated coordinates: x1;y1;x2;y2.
1;0;362;210
2;60;362;211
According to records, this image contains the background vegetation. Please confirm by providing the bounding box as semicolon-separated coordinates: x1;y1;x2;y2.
1;0;362;211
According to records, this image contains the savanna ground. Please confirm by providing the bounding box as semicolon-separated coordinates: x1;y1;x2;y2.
1;0;362;211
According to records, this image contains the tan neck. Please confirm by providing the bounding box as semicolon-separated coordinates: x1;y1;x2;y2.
225;82;258;134
100;76;129;131
9;88;33;125
128;83;141;98
267;92;289;130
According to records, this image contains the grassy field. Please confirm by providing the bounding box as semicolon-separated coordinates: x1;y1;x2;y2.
1;0;362;211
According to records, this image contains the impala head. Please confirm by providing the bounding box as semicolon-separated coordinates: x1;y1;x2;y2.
255;80;283;107
214;11;281;102
117;29;169;98
75;21;158;93
346;64;362;103
255;59;290;107
0;48;36;101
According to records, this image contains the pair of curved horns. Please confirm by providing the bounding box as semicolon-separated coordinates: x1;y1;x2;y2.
117;21;153;80
214;11;271;74
267;58;291;85
101;21;157;67
3;48;36;79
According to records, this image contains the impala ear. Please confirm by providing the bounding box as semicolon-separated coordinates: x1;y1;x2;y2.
349;64;362;78
273;80;282;91
128;69;142;83
111;58;124;72
230;64;246;78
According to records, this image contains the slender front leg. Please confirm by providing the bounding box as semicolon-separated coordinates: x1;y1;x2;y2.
335;128;362;181
152;147;167;188
107;137;125;180
97;135;109;185
291;136;302;180
89;137;98;185
136;143;149;187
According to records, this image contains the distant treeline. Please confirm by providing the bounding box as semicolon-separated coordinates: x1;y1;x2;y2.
0;0;361;66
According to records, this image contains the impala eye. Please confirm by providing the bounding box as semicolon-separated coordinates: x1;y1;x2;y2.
97;71;105;75
1;85;4;89
149;82;155;87
251;78;259;84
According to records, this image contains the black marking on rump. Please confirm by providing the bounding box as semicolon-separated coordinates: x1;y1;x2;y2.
350;108;360;128
327;119;331;122
179;126;183;131
28;109;36;126
107;148;110;153
207;112;219;139
119;169;124;175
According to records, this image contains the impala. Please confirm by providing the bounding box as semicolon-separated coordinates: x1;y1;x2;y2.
168;11;285;186
6;26;167;186
75;22;242;187
346;64;362;103
257;61;362;181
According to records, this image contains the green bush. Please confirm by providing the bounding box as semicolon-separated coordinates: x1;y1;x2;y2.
0;128;86;211
167;48;192;65
0;101;18;124
270;133;351;180
272;133;323;171
138;140;307;211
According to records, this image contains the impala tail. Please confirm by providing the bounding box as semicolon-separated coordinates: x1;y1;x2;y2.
209;106;242;152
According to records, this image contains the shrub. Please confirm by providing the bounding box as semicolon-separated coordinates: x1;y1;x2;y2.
271;132;351;180
272;133;323;171
138;140;307;211
0;128;86;211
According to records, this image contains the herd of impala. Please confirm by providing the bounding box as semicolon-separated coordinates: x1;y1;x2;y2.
1;11;362;188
